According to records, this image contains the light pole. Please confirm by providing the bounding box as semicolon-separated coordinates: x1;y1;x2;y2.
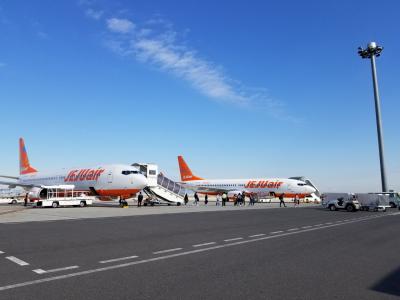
358;42;388;192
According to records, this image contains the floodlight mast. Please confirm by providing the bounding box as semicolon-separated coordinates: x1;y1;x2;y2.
357;42;388;192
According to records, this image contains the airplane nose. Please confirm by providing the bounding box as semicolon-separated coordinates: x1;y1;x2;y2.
308;186;316;194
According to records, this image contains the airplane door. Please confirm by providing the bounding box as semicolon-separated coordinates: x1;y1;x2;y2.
107;171;113;183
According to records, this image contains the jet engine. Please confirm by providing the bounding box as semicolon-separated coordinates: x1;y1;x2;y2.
28;187;48;201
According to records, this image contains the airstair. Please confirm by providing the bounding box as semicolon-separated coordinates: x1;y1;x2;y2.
132;163;185;205
289;176;321;197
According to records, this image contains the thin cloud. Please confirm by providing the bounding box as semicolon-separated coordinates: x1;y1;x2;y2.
86;8;103;20
107;18;135;33
96;15;295;119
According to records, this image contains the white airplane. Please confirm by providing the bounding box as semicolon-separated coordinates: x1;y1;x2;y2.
177;156;316;198
0;138;148;201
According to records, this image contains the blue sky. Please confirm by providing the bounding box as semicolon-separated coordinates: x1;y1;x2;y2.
1;0;399;192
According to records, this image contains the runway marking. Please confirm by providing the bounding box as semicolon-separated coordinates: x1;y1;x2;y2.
5;256;29;266
249;234;265;238
99;255;139;264
270;231;283;234
314;224;323;227
224;237;243;242
287;228;299;231
0;251;4;254
0;212;396;292
301;226;312;229
193;242;216;247
33;266;79;274
153;248;182;254
325;222;333;225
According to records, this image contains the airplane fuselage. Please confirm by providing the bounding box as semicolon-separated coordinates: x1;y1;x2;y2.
181;178;316;197
20;164;148;198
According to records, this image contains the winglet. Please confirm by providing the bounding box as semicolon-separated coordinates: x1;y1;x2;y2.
178;156;203;181
19;138;38;175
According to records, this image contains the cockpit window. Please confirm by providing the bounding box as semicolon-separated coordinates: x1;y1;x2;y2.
297;183;306;186
122;170;139;175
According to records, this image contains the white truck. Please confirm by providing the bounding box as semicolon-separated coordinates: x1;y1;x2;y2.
35;185;94;208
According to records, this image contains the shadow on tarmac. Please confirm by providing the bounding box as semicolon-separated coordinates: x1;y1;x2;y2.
371;266;400;297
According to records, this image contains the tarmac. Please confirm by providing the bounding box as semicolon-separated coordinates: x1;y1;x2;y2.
0;201;316;223
1;204;400;299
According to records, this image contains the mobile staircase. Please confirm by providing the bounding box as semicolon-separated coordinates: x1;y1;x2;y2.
132;163;185;205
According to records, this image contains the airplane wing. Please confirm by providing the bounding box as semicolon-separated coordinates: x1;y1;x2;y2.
0;180;35;189
0;175;19;180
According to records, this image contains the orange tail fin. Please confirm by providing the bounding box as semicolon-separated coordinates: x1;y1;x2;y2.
178;156;203;181
19;138;38;175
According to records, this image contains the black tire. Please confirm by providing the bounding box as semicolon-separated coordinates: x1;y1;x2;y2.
11;199;17;205
329;205;337;211
79;201;86;207
177;202;181;206
346;205;355;212
390;202;396;208
52;202;59;208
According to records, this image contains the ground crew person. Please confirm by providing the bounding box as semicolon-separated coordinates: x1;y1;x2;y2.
24;193;28;207
205;194;208;205
137;192;143;207
279;193;286;207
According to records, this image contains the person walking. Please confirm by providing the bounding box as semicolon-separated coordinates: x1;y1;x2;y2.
237;193;242;206
279;193;286;207
194;192;199;206
24;193;28;207
137;192;143;207
294;194;299;207
184;193;189;205
205;194;208;205
216;194;221;206
242;192;246;206
222;193;227;206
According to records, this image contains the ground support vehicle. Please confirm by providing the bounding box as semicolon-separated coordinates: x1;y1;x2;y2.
366;192;400;208
357;193;388;212
322;193;360;212
0;197;23;205
35;185;94;208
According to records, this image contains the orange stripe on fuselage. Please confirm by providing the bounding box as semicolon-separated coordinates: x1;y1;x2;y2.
96;189;140;198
